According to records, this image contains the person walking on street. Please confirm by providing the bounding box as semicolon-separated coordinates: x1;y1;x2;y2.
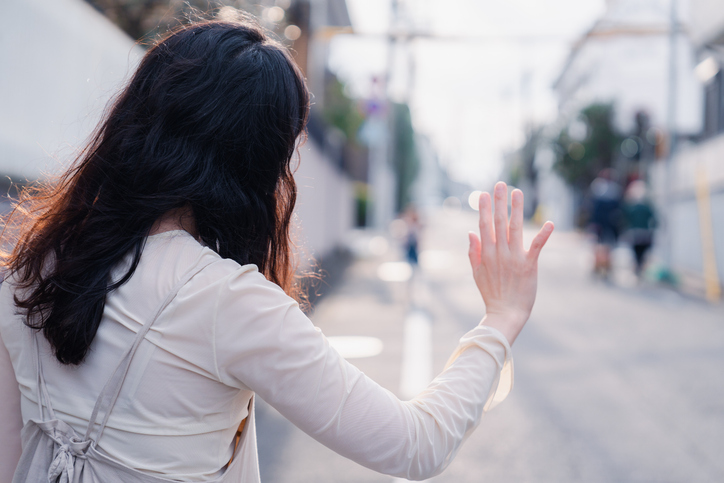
623;180;657;278
402;205;423;267
588;169;623;279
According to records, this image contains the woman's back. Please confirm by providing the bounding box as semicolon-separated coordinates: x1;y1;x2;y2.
1;231;254;480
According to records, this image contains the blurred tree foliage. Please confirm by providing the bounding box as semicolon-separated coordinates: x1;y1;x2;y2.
84;0;259;41
323;76;365;147
554;103;620;190
391;102;419;211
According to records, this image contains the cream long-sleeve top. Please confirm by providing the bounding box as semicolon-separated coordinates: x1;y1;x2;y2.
0;230;513;482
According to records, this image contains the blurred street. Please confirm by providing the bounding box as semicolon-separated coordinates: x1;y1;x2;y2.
3;1;724;481
257;207;724;483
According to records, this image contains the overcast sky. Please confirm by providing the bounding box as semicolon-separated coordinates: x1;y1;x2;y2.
328;0;607;188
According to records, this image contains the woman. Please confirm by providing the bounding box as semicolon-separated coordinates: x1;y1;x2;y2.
0;20;553;482
622;180;656;277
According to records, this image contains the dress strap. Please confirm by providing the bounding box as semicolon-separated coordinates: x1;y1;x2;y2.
33;332;56;421
84;259;216;443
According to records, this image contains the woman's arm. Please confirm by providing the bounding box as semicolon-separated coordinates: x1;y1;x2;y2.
212;182;552;480
0;326;23;482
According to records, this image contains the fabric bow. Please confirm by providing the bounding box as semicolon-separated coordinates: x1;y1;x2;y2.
48;443;75;483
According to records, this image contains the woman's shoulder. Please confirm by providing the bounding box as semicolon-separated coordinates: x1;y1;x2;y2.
109;231;263;316
142;230;283;300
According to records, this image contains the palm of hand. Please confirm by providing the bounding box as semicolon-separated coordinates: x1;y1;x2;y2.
468;182;554;345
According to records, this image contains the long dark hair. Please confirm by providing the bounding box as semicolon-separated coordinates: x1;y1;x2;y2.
1;20;310;365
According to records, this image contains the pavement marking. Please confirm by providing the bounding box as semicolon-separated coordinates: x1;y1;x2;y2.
419;249;453;271
326;336;384;359
393;309;434;482
377;261;413;282
399;310;433;401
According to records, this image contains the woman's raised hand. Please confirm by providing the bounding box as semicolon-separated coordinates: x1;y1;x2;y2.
468;182;554;345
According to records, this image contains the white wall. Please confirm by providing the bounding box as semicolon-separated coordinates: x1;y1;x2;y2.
293;141;354;266
689;0;724;45
659;135;724;282
0;0;143;180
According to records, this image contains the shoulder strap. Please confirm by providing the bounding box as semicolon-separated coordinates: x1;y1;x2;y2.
84;259;216;443
33;331;56;421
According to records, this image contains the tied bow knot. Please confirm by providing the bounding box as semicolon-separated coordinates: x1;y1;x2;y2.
42;424;91;483
48;442;79;483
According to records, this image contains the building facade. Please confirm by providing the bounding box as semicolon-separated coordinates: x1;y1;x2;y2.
656;0;724;298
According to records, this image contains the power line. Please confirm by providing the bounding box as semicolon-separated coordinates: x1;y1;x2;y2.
315;26;576;44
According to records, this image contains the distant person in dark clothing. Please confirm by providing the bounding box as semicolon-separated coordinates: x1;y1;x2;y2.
623;180;657;277
403;205;422;266
588;169;623;278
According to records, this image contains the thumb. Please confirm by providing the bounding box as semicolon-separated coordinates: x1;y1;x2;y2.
528;222;554;261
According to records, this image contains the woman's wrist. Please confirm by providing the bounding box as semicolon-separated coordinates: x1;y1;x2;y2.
480;311;528;346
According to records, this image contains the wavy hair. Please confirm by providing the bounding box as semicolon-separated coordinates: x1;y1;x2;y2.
1;20;310;365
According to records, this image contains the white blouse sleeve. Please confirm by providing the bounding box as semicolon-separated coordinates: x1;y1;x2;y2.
211;266;513;481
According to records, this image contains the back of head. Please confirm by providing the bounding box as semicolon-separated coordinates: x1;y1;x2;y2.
117;21;307;204
4;20;310;365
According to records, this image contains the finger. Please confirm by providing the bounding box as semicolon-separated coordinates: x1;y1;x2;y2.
528;221;554;261
509;189;524;253
478;192;494;246
468;231;481;269
493;182;509;250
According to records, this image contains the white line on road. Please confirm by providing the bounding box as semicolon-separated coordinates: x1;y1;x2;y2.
399;310;433;400
394;309;434;482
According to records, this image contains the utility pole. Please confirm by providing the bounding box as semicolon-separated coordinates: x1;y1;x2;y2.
366;0;401;230
662;0;679;274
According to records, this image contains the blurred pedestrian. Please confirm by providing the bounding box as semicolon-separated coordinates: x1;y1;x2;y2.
622;180;657;277
402;205;422;266
0;20;554;483
588;169;623;278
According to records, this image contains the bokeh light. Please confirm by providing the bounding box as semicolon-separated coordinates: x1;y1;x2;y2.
467;191;482;211
284;24;302;41
568;142;585;160
263;6;285;23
